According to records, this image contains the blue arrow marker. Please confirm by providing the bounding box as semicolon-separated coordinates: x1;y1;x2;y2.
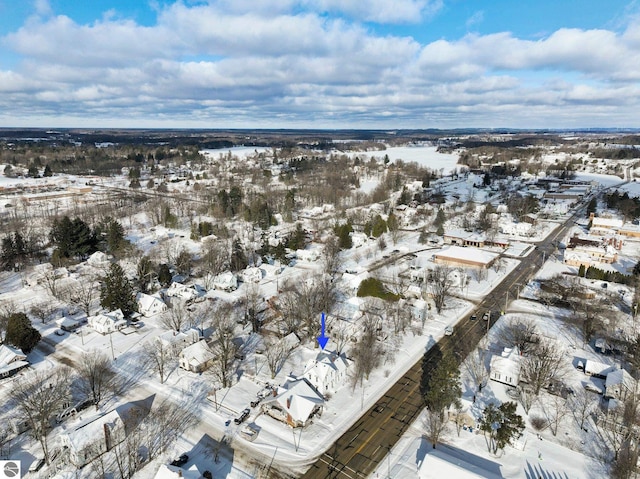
317;312;329;350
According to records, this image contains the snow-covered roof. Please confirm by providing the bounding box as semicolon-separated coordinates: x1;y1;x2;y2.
303;351;349;387
157;329;200;348
165;282;199;300
0;344;28;375
180;340;214;367
136;292;166;315
0;344;27;364
61;409;121;453
418;448;502;478
434;245;499;265
263;377;324;424
213;271;238;291
585;360;617;377
153;464;201;479
490;347;521;378
605;368;635;390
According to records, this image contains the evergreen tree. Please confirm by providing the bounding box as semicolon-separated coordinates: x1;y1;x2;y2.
586;197;597;217
157;263;172;287
479;401;525;454
27;164;40;178
100;263;136;316
42;164;53;177
50;216;96;259
6;312;41;353
334;222;353;250
578;264;586;277
230;239;247;272
421;352;461;448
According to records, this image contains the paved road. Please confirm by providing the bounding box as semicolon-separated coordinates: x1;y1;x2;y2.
300;208;586;479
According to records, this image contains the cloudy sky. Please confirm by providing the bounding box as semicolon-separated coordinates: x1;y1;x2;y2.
0;0;639;129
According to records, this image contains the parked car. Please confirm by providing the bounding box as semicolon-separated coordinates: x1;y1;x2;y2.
170;454;189;467
29;458;45;473
482;312;490;321
234;408;251;424
470;314;477;321
444;325;454;336
54;329;65;336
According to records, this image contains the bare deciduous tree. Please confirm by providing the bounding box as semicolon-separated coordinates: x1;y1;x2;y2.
75;350;117;410
463;340;490;393
350;312;384;388
66;277;98;317
569;387;598;431
541;394;569;437
10;368;71;464
429;265;454;314
263;336;292;379
142;339;174;384
520;339;566;395
498;316;539;356
209;305;238;388
160;300;189;332
200;238;229;277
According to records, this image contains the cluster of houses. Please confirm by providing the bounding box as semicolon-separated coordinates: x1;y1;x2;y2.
562;213;640;270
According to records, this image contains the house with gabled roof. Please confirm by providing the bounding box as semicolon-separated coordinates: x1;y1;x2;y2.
59;409;124;467
136;292;167;317
302;351;350;397
0;344;29;379
179;340;214;373
87;309;126;335
605;368;636;402
261;376;324;428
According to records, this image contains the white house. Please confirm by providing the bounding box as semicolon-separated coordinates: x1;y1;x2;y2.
213;271;238;291
157;329;200;353
584;360;617;379
87;310;126;335
60;410;123;467
0;344;29;379
179;340;214;373
605;369;636;401
261;376;324;428
302;351;350;397
489;347;521;387
56;316;82;332
240;267;263;283
136;292;167;317
165;282;200;302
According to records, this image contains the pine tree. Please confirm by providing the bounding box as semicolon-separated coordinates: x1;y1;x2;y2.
479;401;525;454
43;164;53;177
6;312;41;353
157;263;172;287
100;263;136;316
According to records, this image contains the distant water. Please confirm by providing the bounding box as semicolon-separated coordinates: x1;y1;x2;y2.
200;146;270;158
346;146;460;174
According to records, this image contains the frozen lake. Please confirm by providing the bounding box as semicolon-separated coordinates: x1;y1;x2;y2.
347;146;461;173
199;146;270;158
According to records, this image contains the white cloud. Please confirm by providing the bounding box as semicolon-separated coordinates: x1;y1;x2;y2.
1;2;640;128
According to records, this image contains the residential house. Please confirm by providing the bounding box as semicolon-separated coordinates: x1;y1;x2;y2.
584;360;617;379
213;271;238;291
302;351;350;397
0;344;29;379
489;347;521;387
261;376;324;428
165;282;200;302
179;340;214;373
59;410;124;467
605;369;636;401
56;316;83;332
136;292;167;317
157;329;200;353
87;309;126;335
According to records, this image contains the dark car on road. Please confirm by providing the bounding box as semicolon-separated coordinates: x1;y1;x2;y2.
234;408;251;424
170;454;189;467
